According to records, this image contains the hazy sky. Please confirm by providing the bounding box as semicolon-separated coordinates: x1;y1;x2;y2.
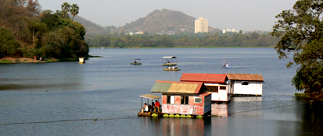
38;0;298;31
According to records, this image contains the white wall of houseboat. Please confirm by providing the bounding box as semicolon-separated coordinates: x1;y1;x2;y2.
231;81;263;96
204;83;231;102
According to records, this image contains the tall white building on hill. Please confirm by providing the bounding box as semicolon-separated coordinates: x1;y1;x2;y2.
195;17;208;33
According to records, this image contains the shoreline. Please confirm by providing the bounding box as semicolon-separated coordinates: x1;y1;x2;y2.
93;46;275;49
0;55;101;64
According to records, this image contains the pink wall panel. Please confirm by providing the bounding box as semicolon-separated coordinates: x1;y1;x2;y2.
189;96;194;105
162;104;175;114
175;96;181;105
174;105;181;113
162;95;167;104
195;105;204;115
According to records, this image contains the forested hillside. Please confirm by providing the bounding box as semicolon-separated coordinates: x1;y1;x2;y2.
122;9;217;34
0;0;89;59
73;15;116;35
86;32;280;48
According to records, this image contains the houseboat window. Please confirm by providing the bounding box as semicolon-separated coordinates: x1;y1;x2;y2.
181;96;189;105
195;97;202;103
167;95;171;104
242;81;249;85
206;86;218;92
220;86;226;90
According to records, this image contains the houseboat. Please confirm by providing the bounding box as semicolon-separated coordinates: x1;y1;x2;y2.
162;56;178;66
150;80;211;118
138;94;162;117
130;58;142;65
226;73;264;96
180;73;230;102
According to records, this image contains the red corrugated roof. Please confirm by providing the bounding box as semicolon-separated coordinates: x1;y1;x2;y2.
180;73;227;83
226;73;264;81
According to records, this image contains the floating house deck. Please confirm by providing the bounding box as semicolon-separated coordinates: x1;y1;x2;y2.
138;94;162;117
226;73;264;96
150;80;211;118
180;73;230;102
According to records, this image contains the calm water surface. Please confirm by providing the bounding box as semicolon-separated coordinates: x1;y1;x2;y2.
0;48;322;136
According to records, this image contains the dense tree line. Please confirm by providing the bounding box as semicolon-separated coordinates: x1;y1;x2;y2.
0;0;88;59
272;0;323;95
85;32;280;48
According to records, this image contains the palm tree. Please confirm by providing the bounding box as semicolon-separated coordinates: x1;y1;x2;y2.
70;4;79;21
61;2;70;19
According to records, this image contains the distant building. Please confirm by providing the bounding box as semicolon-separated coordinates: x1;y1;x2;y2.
195;17;208;33
223;28;238;33
135;31;144;35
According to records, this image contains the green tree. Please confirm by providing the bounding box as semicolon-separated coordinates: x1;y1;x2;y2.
61;2;70;19
0;28;20;55
272;0;323;93
70;4;79;21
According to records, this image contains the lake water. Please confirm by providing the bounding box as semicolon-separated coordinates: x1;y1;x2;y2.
0;48;322;135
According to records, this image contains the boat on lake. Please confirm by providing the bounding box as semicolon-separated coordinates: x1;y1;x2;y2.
222;61;231;68
130;58;142;65
79;57;85;64
162;56;180;71
162;56;178;66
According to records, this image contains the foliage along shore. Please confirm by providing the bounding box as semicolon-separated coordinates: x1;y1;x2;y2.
0;54;101;64
0;1;89;61
295;93;323;101
86;32;280;48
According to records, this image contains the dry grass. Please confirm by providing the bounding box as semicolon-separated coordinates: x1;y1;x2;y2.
0;57;42;63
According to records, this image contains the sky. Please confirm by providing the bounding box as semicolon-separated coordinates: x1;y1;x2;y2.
37;0;298;31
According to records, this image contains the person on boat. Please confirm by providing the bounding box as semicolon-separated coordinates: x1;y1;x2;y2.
134;60;137;63
142;103;148;113
155;100;160;112
151;102;155;112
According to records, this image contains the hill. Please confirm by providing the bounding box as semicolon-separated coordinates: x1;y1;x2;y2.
121;9;217;34
73;15;117;35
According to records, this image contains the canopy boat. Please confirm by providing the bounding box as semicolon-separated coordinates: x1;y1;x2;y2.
162;56;178;66
138;94;162;117
130;58;142;65
222;61;231;68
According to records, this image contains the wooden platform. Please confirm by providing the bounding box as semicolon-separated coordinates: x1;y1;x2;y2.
138;111;162;117
164;68;180;71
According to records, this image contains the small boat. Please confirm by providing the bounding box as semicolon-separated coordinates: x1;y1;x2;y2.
101;47;104;49
138;94;162;117
79;57;85;64
222;61;231;68
130;58;142;65
164;65;180;71
162;56;178;66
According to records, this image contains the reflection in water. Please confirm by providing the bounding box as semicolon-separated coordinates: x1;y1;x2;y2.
212;103;228;117
160;118;204;136
0;63;85;91
299;101;323;134
229;97;263;118
211;97;263;118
